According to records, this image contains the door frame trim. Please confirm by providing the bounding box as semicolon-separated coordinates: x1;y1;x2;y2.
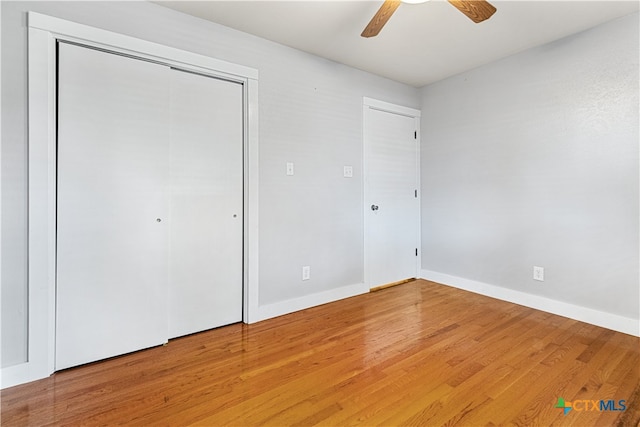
2;12;260;388
362;97;421;289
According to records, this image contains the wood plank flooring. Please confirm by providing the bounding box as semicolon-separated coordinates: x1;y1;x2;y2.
2;279;638;426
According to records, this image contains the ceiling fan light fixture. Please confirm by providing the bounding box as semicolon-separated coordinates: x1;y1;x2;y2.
362;0;496;39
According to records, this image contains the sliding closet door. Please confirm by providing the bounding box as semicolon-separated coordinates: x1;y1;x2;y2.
56;43;170;370
168;70;243;338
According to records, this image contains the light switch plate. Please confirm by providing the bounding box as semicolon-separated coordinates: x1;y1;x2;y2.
286;162;294;176
344;165;353;178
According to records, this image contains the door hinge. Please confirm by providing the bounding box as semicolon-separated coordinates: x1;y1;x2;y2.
415;248;418;256
415;189;418;198
414;131;417;139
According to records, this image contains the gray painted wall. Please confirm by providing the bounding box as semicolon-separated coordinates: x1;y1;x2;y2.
421;13;639;320
1;0;419;368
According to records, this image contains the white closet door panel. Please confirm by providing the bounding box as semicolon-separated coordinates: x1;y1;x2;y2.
168;70;243;338
366;108;419;288
56;43;170;370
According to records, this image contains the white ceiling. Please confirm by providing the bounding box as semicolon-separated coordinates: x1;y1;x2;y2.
155;1;639;87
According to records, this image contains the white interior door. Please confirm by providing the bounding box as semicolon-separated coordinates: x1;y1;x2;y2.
364;101;420;289
56;43;170;370
168;70;243;338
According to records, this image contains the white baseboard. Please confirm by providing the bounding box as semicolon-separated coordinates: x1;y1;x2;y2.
250;282;369;324
420;270;639;337
1;361;50;390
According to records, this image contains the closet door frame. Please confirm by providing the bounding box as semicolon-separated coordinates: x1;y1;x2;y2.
16;12;259;388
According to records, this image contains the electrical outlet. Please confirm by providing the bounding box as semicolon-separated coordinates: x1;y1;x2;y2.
533;266;544;282
302;266;310;281
343;165;353;178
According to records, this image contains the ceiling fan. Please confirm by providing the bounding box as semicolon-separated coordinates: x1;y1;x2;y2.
361;0;497;38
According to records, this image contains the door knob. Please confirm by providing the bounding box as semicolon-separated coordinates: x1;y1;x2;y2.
371;205;379;211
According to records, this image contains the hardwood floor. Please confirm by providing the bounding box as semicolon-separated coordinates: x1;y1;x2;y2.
2;279;638;426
